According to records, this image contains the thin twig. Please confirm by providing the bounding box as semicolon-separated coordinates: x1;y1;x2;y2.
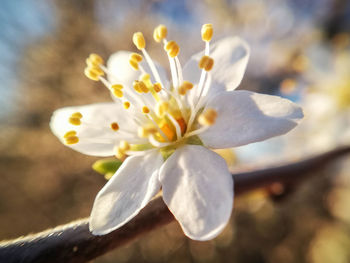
1;146;350;263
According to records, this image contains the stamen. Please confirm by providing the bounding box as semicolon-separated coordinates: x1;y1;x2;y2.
129;53;143;71
64;130;77;138
138;124;158;138
85;53;104;68
130;53;143;62
98;76;111;89
111;84;123;90
181;81;194;90
71;112;83;118
65;135;79;145
153;25;168;43
148;134;172;147
129;59;139;71
184;126;210;138
141;48;164;87
146;117;169;142
175;57;183;85
186;108;217;137
178;80;193;96
164;40;180;58
114;146;126;160
89;53;104;65
155;101;169;117
198;108;217;126
132;32;146;50
68;117;81;126
201;24;213;42
133;80;143;93
119;140;130;152
84;66;103;81
110;122;119;131
68;112;83;126
178;85;187;95
153;83;162;92
133;80;149;93
123;101;131;109
112;88;123;98
142;106;150;114
199;56;214;71
139;81;149;93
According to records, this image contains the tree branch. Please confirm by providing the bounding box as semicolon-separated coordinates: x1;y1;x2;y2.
1;146;350;263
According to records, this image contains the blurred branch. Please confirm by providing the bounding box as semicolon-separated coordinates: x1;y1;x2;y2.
1;146;350;263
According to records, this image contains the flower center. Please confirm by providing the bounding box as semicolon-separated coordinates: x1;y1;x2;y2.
65;24;218;160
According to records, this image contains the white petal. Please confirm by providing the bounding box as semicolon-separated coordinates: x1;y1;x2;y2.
159;145;233;241
107;51;168;87
183;37;250;97
199;90;304;149
50;103;144;156
90;150;163;235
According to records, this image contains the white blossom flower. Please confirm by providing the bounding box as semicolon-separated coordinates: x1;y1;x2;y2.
50;24;303;240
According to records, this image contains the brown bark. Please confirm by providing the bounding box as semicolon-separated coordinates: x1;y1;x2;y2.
1;146;349;263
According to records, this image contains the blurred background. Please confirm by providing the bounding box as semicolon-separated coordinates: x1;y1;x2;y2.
0;0;350;262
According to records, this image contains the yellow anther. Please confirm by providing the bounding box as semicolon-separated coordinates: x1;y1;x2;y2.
201;24;213;42
114;147;125;160
65;135;79;145
63;130;77;138
71;112;83;119
142;106;150;114
138;127;147;138
86;57;100;68
141;74;153;88
140;81;149;93
110;122;119;131
133;80;148;93
199;55;214;71
84;67;99;81
111;84;123;90
89;53;104;65
119;140;130;152
137;125;157;138
141;73;151;82
153;83;162;92
68;117;81;126
181;81;194;90
178;85;187;95
198;108;217;126
123;101;130;109
84;65;104;81
133;32;146;50
90;66;104;76
129;59;139;70
113;88;123;98
153;24;168;42
164;40;180;58
155;101;169;117
130;53;143;62
133;80;143;93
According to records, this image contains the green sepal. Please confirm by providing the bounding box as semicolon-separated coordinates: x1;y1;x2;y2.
92;158;123;179
159;135;203;161
160;147;176;161
186;135;203;146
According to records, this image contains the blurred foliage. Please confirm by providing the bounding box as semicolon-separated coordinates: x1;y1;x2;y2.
0;0;350;262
